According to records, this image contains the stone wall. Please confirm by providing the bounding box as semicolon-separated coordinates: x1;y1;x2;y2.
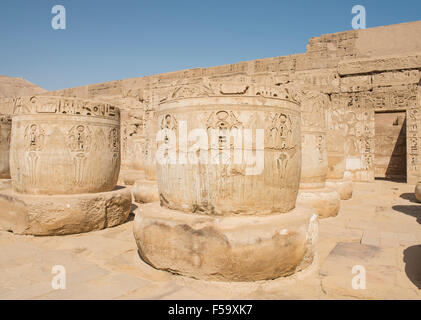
2;21;421;183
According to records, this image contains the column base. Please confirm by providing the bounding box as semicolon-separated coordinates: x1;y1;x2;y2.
118;169;146;186
133;203;318;282
325;179;353;200
132;180;159;204
0;186;132;236
415;182;421;203
296;187;340;219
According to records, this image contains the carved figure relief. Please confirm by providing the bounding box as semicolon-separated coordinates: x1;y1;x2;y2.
68;125;92;185
25;124;44;152
23;124;45;185
206;111;242;151
267;112;297;189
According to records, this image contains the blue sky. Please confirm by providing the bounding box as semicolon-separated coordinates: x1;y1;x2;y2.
0;0;420;91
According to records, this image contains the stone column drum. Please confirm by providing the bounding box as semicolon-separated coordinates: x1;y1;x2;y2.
133;82;318;281
415;181;421;203
0;96;132;235
156;84;301;215
296;92;340;218
0;114;12;180
10;96;121;195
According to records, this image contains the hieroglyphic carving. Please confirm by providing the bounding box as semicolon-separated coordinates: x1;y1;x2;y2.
13;96;120;120
206;110;242;150
408;107;420;173
68;125;92;185
24;124;45;185
316;135;324;162
266;112;297;188
0;115;11;145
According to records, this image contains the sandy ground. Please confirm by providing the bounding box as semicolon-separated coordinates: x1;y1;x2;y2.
0;180;420;300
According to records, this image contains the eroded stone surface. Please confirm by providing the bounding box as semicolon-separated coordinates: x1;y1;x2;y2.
133;202;318;281
326;179;353;200
0;115;11;179
10;96;121;195
132;180;159;204
0;186;132;236
157;82;302;215
296;187;340;219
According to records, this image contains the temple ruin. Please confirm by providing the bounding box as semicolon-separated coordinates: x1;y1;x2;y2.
0;20;421;294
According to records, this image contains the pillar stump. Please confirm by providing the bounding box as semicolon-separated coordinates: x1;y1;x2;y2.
296;91;340;218
0;96;131;235
0;114;11;180
133;82;318;281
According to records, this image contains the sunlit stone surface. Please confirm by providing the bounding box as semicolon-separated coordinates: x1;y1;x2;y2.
134;81;318;281
0;96;131;235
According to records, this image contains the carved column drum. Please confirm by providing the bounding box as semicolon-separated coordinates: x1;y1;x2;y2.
300;92;328;189
0;115;12;179
10;96;121;195
156;83;301;215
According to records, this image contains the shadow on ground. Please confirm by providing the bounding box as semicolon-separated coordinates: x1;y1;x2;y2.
400;193;419;204
392;205;421;224
403;245;421;289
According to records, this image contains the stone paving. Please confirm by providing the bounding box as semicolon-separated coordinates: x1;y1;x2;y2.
0;180;420;300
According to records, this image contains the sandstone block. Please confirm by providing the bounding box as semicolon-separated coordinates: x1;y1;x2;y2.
296;187;340;219
0;186;132;236
326;179;353;200
133;202;318;281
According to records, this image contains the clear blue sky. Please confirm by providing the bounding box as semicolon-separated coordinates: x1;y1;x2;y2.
0;0;420;91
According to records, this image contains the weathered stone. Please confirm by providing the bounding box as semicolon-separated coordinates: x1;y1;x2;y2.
133;202;318;281
299;91;328;189
0;186;131;236
296;187;340;219
0;114;11;179
132;180;159;203
10;96;121;195
326;179;353;201
415;181;421;202
156;82;302;215
338;54;421;76
118;169;146;186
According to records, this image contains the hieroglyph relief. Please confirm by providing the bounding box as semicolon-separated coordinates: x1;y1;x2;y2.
68;125;92;185
267;112;297;189
24;124;44;185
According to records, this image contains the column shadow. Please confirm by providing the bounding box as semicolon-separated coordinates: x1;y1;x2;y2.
400;193;419;204
392;205;421;224
403;245;421;289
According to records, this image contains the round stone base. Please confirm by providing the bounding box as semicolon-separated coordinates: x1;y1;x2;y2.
118;169;146;186
133;203;318;282
325;179;353;200
296;187;340;219
415;182;421;203
0;186;132;236
132;180;159;204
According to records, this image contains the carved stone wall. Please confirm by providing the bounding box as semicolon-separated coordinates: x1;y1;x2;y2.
0;114;11;179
